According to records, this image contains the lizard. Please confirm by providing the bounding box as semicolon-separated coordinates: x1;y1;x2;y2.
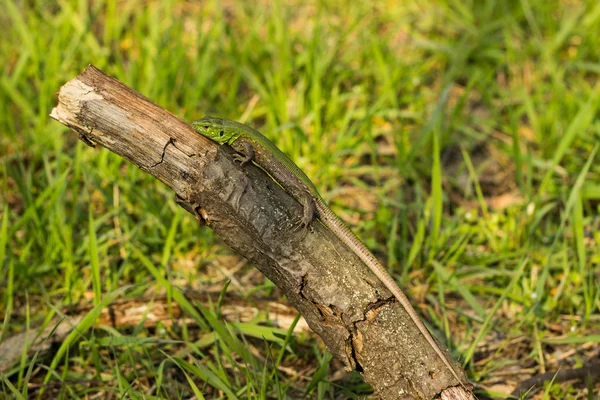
191;116;467;389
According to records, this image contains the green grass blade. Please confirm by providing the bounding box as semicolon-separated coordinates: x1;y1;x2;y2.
88;209;101;305
538;84;600;195
463;258;528;364
41;286;130;389
130;246;208;330
430;131;442;251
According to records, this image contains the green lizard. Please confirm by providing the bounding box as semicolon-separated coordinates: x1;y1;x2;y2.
191;116;466;388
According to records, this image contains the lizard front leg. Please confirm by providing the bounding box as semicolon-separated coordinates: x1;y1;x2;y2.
232;140;255;166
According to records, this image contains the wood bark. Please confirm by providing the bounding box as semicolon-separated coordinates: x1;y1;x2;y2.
50;65;474;400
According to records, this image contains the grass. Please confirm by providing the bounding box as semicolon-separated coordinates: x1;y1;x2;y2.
1;0;600;398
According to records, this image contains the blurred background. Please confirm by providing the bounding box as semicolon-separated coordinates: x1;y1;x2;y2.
1;0;600;398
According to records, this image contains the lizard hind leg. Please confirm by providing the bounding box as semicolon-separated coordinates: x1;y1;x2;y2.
293;195;316;234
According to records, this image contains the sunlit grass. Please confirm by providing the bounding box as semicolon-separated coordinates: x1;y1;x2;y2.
1;0;599;398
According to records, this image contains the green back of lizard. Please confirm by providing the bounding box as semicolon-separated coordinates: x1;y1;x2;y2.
192;116;322;199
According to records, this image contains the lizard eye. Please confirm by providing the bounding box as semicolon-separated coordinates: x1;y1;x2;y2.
219;131;224;136
203;126;209;129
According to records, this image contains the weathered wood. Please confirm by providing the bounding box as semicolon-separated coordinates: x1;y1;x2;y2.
50;65;473;399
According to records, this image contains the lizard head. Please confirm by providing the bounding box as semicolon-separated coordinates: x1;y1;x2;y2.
192;116;235;145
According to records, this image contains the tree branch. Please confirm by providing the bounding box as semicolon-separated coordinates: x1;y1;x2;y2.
50;65;473;400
